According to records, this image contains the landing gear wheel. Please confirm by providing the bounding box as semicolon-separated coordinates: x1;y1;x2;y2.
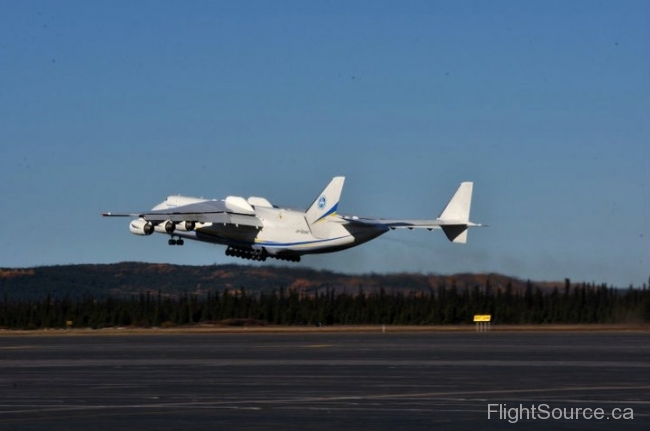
168;237;184;246
225;246;268;261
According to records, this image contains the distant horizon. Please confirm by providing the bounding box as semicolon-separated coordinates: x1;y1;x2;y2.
2;260;646;288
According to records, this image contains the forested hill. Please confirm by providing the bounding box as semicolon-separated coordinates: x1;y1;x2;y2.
0;262;617;301
1;263;648;328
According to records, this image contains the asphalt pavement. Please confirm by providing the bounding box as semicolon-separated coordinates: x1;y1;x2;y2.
0;331;648;430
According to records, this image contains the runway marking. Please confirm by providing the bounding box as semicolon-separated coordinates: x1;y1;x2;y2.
0;384;648;419
0;358;648;368
248;385;650;408
0;334;647;425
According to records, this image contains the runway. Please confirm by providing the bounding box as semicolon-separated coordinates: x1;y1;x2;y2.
0;331;648;430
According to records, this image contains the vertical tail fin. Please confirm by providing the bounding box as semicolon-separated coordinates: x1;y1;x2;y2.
438;182;474;244
305;176;345;238
439;181;473;222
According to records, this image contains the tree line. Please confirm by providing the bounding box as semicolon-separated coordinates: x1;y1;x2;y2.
1;279;649;329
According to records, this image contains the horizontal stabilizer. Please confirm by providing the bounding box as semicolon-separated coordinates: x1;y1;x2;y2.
339;181;482;243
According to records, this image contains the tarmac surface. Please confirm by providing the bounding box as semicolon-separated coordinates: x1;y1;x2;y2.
0;331;648;430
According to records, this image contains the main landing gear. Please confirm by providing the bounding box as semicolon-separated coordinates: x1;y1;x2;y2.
225;246;267;261
225;246;301;263
168;237;184;246
272;254;301;263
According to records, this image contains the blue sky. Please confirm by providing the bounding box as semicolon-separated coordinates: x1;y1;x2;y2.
1;1;648;287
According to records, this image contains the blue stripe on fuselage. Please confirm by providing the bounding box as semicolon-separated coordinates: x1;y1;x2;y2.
195;229;350;249
256;234;348;248
314;202;338;223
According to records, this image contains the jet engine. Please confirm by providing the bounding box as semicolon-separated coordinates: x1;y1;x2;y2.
176;221;196;232
129;218;154;235
154;220;176;234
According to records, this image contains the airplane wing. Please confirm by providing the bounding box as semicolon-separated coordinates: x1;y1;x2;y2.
103;199;263;228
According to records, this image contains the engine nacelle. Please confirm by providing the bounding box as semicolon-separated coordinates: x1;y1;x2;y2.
153;220;197;233
129;218;154;236
154;220;176;234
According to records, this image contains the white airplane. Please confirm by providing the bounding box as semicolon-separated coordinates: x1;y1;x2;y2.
103;177;483;263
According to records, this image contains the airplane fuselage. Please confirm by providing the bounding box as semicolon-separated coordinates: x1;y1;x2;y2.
153;196;387;257
107;177;481;263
